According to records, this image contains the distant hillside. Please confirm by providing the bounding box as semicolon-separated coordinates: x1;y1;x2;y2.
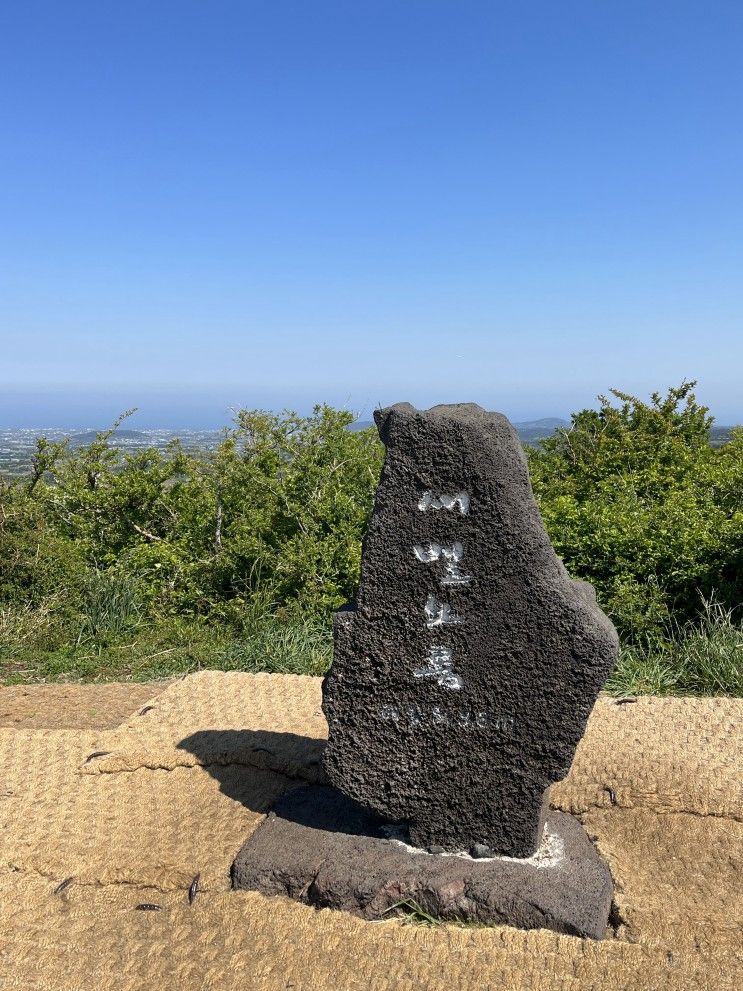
1;419;738;481
351;416;739;447
710;425;739;448
350;415;568;444
512;417;569;443
70;429;149;445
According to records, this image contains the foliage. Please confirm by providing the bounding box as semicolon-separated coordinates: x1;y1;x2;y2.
382;898;444;926
528;383;743;644
381;897;491;928
214;620;332;676
0;404;379;682
3;404;382;620
0;385;741;694
0;613;333;684
607;599;743;696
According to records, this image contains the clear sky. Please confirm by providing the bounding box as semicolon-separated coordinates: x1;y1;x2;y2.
2;1;742;428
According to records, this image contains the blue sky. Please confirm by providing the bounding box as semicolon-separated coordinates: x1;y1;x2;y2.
1;1;742;427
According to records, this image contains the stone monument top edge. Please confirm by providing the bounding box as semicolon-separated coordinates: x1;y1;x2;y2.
373;402;517;445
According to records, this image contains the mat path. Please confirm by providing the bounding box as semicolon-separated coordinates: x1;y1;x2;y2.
0;673;740;990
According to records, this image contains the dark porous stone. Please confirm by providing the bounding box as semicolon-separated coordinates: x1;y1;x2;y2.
322;403;618;857
232;785;613;939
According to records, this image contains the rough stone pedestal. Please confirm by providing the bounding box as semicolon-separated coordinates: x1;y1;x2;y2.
232;785;613;940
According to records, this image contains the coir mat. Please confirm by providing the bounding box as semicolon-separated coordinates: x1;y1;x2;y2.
0;672;740;990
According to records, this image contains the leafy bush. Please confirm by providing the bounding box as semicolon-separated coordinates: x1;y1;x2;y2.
528;383;743;645
0;384;740;693
16;404;382;624
0;482;87;610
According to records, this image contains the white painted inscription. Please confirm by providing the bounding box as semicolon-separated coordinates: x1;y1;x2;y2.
377;703;515;733
418;490;470;515
413;645;464;690
413;541;472;586
413;486;472;693
424;594;462;628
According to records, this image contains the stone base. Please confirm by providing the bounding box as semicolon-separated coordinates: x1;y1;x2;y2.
232;785;613;940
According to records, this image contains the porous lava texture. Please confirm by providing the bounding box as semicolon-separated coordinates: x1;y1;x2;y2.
322;403;618;857
232;784;613;939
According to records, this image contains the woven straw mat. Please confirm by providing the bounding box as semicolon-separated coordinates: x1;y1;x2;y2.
0;671;740;990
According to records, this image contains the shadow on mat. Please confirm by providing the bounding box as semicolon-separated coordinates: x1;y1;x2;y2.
176;729;327;810
258;782;390;837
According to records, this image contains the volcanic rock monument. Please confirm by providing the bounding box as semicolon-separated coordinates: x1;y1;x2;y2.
233;403;619;938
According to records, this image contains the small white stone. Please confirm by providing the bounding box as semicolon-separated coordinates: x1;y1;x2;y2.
381;823;566;870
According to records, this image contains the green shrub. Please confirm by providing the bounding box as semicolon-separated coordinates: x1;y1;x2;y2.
29;404;383;623
0;385;741;693
0;599;64;658
528;383;743;645
0;482;87;609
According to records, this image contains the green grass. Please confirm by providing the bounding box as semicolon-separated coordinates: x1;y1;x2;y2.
0;594;740;694
0;611;333;684
381;897;491;928
607;599;742;696
382;898;443;926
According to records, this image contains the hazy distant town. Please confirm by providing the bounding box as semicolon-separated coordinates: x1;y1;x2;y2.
0;418;737;481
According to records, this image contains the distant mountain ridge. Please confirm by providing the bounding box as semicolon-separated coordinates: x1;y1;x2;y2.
70;428;149;445
1;419;739;480
68;420;570;443
512;417;569;444
513;417;567;429
350;415;569;443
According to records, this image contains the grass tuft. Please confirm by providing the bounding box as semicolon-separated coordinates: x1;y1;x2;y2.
215;620;332;677
608;598;742;696
380;898;493;929
77;570;142;646
382;899;444;926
